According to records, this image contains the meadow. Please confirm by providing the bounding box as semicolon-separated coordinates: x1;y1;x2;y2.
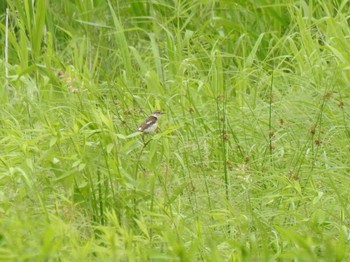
1;0;350;261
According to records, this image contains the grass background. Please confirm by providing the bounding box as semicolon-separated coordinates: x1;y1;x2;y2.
1;0;350;260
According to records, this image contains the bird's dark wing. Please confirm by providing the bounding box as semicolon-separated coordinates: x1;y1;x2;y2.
137;116;157;131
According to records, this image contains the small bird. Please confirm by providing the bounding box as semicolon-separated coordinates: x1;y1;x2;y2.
137;110;165;133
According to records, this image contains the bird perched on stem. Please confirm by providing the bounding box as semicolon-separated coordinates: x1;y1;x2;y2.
137;110;165;133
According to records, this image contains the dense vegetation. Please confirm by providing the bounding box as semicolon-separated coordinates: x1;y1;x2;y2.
1;0;350;260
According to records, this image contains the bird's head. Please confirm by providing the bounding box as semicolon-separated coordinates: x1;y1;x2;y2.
152;110;165;118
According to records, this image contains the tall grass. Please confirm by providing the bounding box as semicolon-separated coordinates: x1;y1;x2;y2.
1;0;350;260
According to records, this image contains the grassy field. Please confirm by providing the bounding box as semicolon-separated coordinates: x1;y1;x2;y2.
1;0;350;261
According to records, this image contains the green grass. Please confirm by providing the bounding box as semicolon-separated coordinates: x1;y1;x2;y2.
1;0;350;260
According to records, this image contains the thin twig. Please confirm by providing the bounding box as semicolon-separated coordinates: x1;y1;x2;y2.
5;7;9;94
